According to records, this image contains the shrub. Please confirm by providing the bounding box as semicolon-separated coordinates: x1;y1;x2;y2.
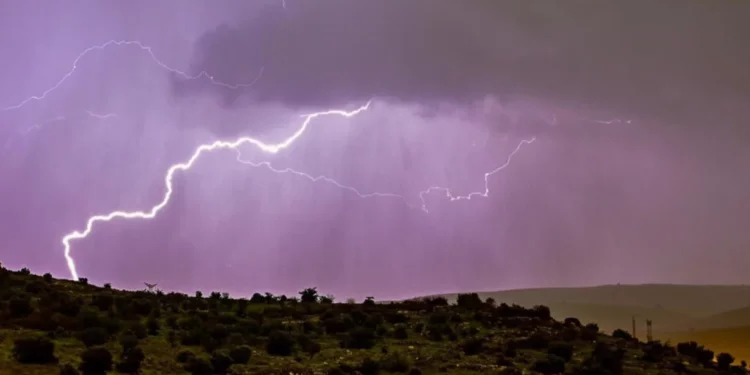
78;327;109;347
59;363;80;375
548;342;574;361
229;345;252;364
393;324;409;339
9;295;33;318
119;333;139;353
298;335;322;357
612;329;632;340
146;316;160;335
341;326;376;349
357;357;380;375
380;351;411;372
462;337;485;355
717;352;735;371
43;273;54;282
564;317;581;327
12;336;58;364
78;347;113;375
115;347;145;374
456;293;483;309
210;351;233;374
533;354;566;375
176;349;196;363
267;331;295;356
184;356;213;375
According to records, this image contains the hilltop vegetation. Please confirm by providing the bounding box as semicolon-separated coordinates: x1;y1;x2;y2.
1;267;747;375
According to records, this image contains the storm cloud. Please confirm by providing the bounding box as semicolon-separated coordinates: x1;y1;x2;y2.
174;0;750;124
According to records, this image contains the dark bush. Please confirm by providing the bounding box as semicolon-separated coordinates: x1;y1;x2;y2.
718;352;735;371
380;351;411;372
533;354;566;375
78;347;113;375
115;347;145;374
184;356;213;375
584;323;599;332
564;317;581;326
229;345;252;364
462;337;485;355
176;349;196;363
59;363;80;375
12;336;58;364
43;273;54;283
341;326;376;349
456;293;483;309
393;324;409;339
267;331;295;356
612;329;632;340
210;351;233;374
9;295;33;318
548;341;574;361
357;357;380;375
298;335;322;357
119;333;139;352
78;327;109;347
408;368;423;375
146;316;160;335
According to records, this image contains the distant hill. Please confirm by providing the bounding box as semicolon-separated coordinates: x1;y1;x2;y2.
427;284;750;318
678;306;750;331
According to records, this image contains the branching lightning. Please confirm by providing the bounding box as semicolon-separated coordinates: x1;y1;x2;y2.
4;40;536;282
236;137;535;212
0;40;263;112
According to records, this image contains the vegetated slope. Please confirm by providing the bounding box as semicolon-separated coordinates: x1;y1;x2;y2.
660;326;750;364
0;267;747;375
429;284;750;318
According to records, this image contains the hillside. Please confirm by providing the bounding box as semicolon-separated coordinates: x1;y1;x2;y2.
1;268;747;375
427;284;750;334
429;284;750;318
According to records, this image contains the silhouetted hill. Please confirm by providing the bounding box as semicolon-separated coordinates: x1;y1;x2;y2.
428;284;750;317
0;267;746;375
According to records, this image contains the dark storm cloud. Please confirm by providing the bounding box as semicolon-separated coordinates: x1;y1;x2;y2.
174;0;750;123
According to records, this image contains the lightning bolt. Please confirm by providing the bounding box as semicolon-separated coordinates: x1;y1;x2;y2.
417;137;535;212
235;149;414;206
0;40;263;112
61;102;371;281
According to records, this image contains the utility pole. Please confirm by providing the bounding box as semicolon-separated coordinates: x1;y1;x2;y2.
631;315;637;340
646;319;653;342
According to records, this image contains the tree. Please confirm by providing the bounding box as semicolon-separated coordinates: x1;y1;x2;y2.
299;287;319;303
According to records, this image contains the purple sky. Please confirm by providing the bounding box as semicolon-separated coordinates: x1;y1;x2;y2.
1;0;749;300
